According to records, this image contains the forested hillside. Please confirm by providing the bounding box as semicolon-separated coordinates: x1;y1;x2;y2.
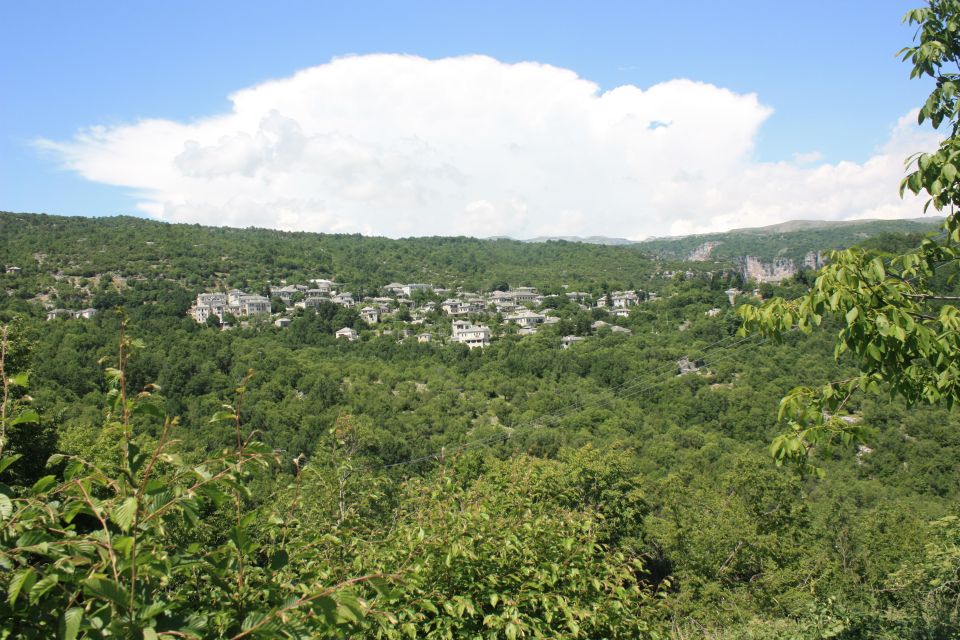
0;212;659;297
1;212;958;638
637;217;944;264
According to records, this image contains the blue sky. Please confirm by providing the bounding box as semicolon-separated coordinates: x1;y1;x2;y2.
0;1;934;237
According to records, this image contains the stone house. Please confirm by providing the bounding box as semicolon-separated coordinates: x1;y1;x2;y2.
335;327;359;341
331;293;355;308
450;320;490;348
359;306;380;323
441;299;484;316
504;309;545;327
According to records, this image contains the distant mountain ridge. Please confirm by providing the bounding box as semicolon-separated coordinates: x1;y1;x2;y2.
0;211;945;289
520;217;943;245
521;217;945;283
636;217;942;254
520;235;636;245
636;217;944;282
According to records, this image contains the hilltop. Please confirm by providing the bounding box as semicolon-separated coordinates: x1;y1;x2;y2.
0;211;944;291
634;217;943;263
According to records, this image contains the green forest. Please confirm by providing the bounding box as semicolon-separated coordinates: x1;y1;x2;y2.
1;207;958;638
3;2;960;638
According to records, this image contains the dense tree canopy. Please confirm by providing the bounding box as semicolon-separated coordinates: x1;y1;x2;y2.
1;3;959;637
741;0;960;474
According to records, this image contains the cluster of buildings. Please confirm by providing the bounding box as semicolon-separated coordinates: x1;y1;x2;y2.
46;307;98;321
185;279;665;349
191;290;271;324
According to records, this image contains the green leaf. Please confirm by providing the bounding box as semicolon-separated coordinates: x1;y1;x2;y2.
943;162;957;183
143;629;158;640
83;575;130;608
0;494;11;520
336;592;366;624
111;496;138;532
7;567;36;606
29;573;59;604
132;402;164;419
10;410;40;427
60;607;83;640
0;453;22;475
30;475;56;495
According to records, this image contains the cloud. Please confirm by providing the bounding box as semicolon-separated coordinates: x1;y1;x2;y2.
37;54;940;239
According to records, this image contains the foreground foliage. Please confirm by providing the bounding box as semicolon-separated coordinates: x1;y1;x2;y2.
740;1;960;475
1;3;960;637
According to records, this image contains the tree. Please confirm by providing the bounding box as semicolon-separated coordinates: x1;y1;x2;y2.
0;324;386;638
739;0;960;469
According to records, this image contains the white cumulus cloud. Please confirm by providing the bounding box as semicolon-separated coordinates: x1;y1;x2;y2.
37;54;940;239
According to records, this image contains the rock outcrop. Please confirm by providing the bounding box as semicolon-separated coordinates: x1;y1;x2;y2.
687;241;722;261
737;256;797;283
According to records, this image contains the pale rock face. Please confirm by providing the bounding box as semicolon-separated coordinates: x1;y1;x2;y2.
803;251;825;271
738;255;797;283
686;241;722;261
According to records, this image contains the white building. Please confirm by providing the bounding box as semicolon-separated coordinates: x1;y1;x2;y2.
450;320;491;348
504;309;545;327
611;292;639;308
309;279;335;293
335;327;359;341
304;289;329;303
192;291;270;323
46;308;98;321
269;285;305;305
359;306;380;323
383;282;406;295
331;293;355;308
512;287;540;304
441;299;485;316
403;283;432;297
597;291;639;309
488;287;542;307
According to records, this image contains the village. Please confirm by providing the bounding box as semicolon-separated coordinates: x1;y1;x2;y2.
181;278;739;349
18;262;752;348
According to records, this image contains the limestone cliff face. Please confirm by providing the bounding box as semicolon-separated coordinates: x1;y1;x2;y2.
803;251;825;270
686;241;722;261
738;255;797;283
